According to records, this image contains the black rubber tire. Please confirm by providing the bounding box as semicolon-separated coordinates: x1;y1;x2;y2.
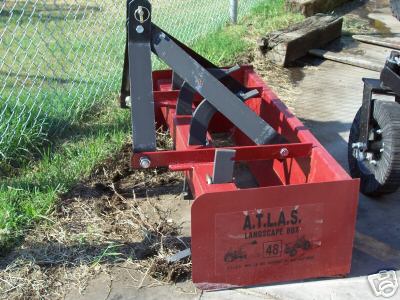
391;0;400;21
348;101;400;196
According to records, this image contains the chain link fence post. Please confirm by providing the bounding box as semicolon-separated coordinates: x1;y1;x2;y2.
230;0;239;24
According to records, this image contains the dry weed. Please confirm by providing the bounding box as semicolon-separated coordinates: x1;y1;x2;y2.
0;132;188;300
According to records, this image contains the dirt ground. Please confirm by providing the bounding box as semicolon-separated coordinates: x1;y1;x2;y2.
0;134;197;299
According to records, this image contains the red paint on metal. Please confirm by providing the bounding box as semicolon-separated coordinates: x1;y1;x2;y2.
131;143;313;169
131;65;360;289
191;180;359;289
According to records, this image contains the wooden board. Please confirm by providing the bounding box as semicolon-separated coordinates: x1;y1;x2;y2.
308;49;382;72
353;35;400;50
258;14;343;67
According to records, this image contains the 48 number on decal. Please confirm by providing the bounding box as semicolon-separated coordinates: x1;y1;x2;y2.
264;241;282;258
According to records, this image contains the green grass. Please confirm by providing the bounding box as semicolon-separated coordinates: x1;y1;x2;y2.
0;102;131;252
0;1;125;170
0;0;302;250
193;0;303;65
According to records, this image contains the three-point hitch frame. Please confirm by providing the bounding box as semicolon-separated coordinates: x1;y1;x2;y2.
119;0;278;154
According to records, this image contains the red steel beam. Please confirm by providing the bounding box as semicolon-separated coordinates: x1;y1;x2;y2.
131;143;313;169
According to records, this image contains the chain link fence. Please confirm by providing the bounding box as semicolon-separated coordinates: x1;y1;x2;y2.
0;0;265;166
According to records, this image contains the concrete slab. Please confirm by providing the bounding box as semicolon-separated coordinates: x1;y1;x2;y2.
204;272;400;300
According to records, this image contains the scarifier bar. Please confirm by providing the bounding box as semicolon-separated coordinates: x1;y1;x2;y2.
122;0;359;290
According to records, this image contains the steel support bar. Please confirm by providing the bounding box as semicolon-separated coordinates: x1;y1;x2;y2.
359;78;391;145
176;83;196;115
381;66;400;96
121;21;250;102
151;25;278;145
189;87;262;145
189;100;220;145
120;42;130;108
212;149;236;184
120;0;132;108
128;0;156;152
381;51;400;93
152;25;255;95
176;65;242;116
131;143;313;169
172;72;185;90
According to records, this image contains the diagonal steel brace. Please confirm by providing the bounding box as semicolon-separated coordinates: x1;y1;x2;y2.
150;25;277;145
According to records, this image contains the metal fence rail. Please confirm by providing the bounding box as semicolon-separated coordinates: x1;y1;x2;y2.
0;0;264;165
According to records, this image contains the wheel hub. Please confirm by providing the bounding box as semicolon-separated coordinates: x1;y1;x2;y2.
352;129;384;165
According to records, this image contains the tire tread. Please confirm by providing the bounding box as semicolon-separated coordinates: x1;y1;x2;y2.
348;101;400;196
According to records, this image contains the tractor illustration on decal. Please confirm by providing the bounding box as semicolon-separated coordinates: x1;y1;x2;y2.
224;248;247;263
284;236;312;257
224;240;257;263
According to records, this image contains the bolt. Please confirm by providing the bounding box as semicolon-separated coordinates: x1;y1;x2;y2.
206;175;213;185
137;6;144;23
352;142;367;150
125;96;131;107
354;149;366;162
380;148;384;153
388;57;400;66
136;25;144;33
366;152;373;161
139;156;151;169
280;147;289;158
134;6;150;23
